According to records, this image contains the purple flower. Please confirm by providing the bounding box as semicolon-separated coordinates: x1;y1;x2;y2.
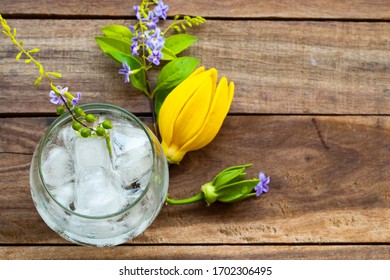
146;28;165;51
148;49;163;65
49;90;63;105
254;172;270;197
71;92;82;106
130;32;142;56
154;0;169;20
133;5;141;20
57;86;68;94
143;11;159;30
131;41;139;56
118;61;132;83
129;25;136;34
49;85;68;105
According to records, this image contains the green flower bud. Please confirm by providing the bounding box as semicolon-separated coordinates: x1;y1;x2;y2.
96;127;106;137
72;121;82;131
200;182;218;205
200;164;259;206
74;107;85;117
80;128;91;138
102;120;113;129
166;164;263;206
85;113;97;123
56;106;65;115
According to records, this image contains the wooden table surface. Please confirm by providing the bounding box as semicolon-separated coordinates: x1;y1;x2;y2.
1;0;390;259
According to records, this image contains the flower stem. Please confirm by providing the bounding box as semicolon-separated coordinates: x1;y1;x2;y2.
163;19;188;34
105;135;112;156
165;193;204;205
0;15;73;116
149;97;160;140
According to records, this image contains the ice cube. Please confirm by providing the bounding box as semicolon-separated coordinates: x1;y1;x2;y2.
55;125;77;152
48;182;75;210
74;137;111;169
111;126;151;168
116;155;152;189
74;166;126;216
111;126;149;158
114;145;151;168
110;125;153;190
41;144;74;187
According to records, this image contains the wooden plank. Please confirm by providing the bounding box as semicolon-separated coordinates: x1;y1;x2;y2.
1;0;390;20
0;116;389;244
1;245;389;260
1;20;390;115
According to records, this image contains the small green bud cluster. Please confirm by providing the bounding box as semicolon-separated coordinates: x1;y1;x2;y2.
56;106;65;115
70;106;112;139
171;15;206;33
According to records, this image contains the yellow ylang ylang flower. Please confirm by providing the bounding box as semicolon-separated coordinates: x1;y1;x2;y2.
158;66;234;164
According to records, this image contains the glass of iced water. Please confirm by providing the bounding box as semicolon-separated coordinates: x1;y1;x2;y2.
30;103;169;246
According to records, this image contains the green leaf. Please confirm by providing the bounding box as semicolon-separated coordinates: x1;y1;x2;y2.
102;24;133;38
29;48;40;53
95;36;131;59
161;46;177;61
120;55;148;95
101;25;133;45
153;57;200;116
95;36;147;92
156;56;200;88
97;45;148;95
154;87;174;118
164;34;198;55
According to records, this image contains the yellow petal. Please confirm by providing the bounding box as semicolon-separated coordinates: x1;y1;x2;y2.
208;68;218;98
158;67;206;147
188;66;205;78
158;67;225;164
158;67;217;147
161;141;185;164
180;78;234;152
171;75;213;147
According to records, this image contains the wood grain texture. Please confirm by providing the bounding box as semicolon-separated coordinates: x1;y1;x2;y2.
1;20;390;115
1;0;390;260
1;116;389;244
1;0;390;19
1;245;389;260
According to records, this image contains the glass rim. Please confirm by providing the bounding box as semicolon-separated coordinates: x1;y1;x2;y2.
37;102;158;219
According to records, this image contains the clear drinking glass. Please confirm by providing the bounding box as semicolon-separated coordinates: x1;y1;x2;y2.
30;103;169;247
